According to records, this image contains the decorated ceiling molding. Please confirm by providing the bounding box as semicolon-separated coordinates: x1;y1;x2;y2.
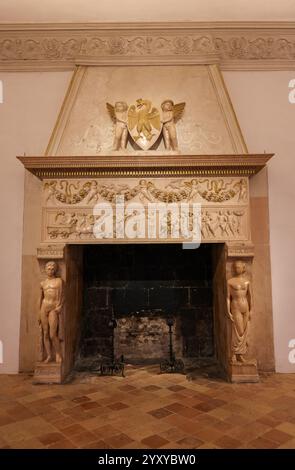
1;21;295;71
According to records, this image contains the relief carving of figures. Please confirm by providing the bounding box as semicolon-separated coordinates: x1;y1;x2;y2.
44;180;89;205
75;213;95;236
44;181;58;204
43;178;248;207
201;211;214;238
226;260;253;364
199;179;247;203
234;179;248;202
46;207;246;242
84;181;99;205
137;179;156;203
199;210;244;240
38;261;64;364
49;211;96;239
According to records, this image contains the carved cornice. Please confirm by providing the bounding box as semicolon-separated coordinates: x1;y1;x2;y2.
17;153;273;179
1;22;295;71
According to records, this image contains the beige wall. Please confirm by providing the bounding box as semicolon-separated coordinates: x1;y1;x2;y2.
0;71;72;373
0;68;294;373
1;0;295;22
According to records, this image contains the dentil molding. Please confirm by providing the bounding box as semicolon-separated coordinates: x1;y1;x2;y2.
1;22;295;71
17;153;273;179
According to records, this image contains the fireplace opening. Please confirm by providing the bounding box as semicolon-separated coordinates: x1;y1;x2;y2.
75;244;215;370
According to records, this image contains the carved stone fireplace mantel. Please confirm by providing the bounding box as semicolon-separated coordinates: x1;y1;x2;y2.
18;153;272;179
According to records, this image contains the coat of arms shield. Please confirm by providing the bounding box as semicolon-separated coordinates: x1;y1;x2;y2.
127;99;162;150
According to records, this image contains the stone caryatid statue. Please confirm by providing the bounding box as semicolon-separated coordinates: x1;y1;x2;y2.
38;261;64;364
106;101;128;150
161;100;185;151
226;260;253;364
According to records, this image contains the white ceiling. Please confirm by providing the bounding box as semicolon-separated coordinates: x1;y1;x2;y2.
1;0;295;23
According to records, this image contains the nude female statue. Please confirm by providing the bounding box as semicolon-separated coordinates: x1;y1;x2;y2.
39;261;64;363
227;260;253;363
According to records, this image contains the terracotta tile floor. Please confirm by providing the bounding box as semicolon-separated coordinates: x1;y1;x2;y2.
0;365;295;449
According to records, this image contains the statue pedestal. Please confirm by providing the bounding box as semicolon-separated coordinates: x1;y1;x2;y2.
229;359;259;383
33;362;62;384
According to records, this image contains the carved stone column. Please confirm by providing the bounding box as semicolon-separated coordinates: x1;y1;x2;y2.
225;242;259;383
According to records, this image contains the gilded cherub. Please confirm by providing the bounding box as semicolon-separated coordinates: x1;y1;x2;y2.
161;100;185;151
106;101;128;150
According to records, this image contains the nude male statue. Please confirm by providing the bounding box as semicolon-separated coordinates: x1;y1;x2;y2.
227;260;253;363
39;261;64;363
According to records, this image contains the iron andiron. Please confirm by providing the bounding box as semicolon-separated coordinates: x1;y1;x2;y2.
99;308;125;377
160;317;184;374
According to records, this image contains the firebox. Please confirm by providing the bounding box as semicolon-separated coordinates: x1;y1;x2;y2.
75;244;214;369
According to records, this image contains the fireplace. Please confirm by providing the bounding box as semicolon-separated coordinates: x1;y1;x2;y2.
17;63;275;385
17;152;275;384
76;244;214;369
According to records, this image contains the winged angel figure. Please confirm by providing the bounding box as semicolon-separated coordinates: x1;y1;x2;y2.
161;100;185;151
106;101;128;150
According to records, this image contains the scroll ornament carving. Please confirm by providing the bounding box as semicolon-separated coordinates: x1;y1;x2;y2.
0;34;217;61
1;32;295;65
214;36;295;60
44;178;248;206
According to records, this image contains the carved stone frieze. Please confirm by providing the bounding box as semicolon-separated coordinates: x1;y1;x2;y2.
42;206;249;243
0;34;217;61
41;176;249;243
200;209;246;241
1;22;295;70
214;35;295;61
43;177;248;206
